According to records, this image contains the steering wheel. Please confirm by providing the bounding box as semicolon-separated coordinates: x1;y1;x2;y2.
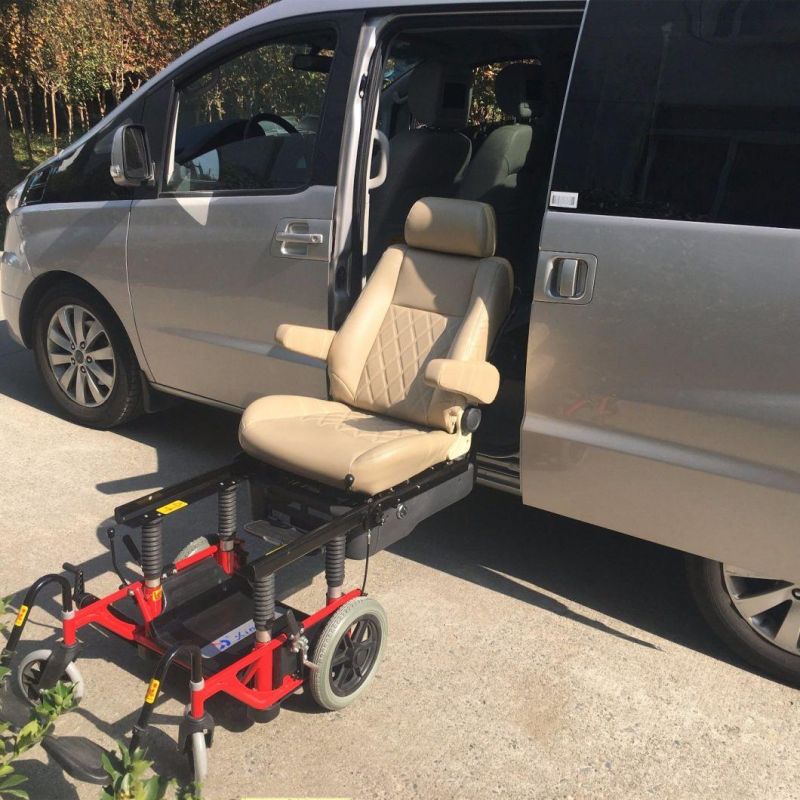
243;112;300;140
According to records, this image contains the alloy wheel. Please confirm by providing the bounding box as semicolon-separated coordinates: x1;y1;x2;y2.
723;564;800;656
46;304;116;407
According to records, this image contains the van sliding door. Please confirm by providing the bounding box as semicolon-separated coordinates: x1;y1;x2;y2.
522;0;800;581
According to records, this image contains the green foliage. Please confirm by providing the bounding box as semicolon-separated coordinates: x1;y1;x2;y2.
0;0;272;211
0;596;75;800
0;596;12;688
98;741;201;800
0;676;77;800
99;743;172;800
0;598;200;800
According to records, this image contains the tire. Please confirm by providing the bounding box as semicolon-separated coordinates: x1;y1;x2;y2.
16;648;85;707
32;282;143;428
186;730;208;784
308;596;387;711
686;555;800;687
175;536;213;563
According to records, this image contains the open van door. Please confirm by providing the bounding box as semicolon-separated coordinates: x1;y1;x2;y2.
521;0;800;583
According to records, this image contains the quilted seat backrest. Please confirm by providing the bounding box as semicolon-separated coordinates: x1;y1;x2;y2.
327;198;514;433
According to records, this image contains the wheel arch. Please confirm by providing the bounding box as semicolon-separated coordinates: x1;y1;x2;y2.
20;271;126;349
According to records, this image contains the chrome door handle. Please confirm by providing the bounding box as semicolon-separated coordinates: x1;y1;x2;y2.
272;218;331;261
275;231;324;245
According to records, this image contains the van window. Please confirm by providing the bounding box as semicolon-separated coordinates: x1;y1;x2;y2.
551;0;800;228
166;32;336;194
40;123;136;205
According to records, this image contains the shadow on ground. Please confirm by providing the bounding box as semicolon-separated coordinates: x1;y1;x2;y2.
0;320;762;695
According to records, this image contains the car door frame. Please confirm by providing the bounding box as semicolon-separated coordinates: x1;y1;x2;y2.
123;10;365;408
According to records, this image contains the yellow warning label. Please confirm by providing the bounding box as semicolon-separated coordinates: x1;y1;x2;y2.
150;587;163;602
156;499;188;515
145;678;160;704
14;605;28;627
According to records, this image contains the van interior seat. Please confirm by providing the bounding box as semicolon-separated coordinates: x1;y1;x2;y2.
459;62;550;288
367;61;474;264
240;197;513;496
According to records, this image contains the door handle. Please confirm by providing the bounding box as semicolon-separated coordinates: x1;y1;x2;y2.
534;252;598;305
272;218;331;261
557;258;580;298
275;231;324;245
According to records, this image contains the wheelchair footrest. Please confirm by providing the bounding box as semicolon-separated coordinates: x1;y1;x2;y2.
42;735;111;785
244;519;305;548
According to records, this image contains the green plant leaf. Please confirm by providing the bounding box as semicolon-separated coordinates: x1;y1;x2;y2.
0;789;29;799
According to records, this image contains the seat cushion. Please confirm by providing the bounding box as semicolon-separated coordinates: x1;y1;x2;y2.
239;395;457;495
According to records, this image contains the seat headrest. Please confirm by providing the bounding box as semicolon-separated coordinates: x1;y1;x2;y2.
408;61;473;129
405;197;496;258
495;62;544;121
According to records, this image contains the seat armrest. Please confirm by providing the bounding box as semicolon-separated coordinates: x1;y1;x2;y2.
424;359;501;405
275;324;335;362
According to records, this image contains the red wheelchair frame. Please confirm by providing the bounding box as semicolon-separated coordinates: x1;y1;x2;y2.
0;453;469;785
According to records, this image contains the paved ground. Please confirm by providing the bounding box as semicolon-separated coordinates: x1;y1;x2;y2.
0;305;797;800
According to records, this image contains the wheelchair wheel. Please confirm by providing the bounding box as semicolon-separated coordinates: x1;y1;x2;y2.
308;596;387;711
175;536;213;563
185;730;208;784
17;649;85;707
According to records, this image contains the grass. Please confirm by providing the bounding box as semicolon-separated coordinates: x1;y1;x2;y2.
11;129;72;171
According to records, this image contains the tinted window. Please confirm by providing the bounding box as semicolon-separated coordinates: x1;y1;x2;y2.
167;32;336;193
552;0;800;228
41;124;135;204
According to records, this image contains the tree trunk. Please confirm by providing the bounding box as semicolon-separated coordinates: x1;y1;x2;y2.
66;103;74;139
25;83;34;137
12;89;33;165
0;100;19;235
42;85;50;136
50;87;58;154
2;89;10;130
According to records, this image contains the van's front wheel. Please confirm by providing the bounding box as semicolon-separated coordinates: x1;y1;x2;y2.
32;284;143;428
686;555;800;687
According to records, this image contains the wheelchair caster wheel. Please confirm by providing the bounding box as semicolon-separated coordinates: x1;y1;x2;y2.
175;536;213;562
17;649;85;707
308;596;387;711
185;731;208;784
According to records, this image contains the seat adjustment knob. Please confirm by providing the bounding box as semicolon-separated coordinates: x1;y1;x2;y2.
461;407;482;434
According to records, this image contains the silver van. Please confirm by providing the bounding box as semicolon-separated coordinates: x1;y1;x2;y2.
4;0;800;686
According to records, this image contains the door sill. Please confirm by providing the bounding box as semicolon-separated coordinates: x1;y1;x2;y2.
475;452;521;495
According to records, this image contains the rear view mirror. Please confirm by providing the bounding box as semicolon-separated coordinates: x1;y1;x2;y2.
292;53;333;74
110;124;154;187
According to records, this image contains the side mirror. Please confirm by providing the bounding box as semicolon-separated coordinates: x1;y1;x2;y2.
110;124;154;187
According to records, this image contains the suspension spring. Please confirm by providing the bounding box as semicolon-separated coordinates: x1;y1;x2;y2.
141;518;163;586
325;534;346;600
252;572;276;633
218;483;237;549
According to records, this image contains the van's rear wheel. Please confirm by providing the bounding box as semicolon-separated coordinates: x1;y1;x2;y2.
686;555;800;687
32;284;143;428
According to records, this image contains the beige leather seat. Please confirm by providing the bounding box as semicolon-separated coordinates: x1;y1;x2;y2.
239;197;513;496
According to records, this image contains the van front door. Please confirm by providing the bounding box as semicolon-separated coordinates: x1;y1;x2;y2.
126;19;357;409
522;0;800;581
